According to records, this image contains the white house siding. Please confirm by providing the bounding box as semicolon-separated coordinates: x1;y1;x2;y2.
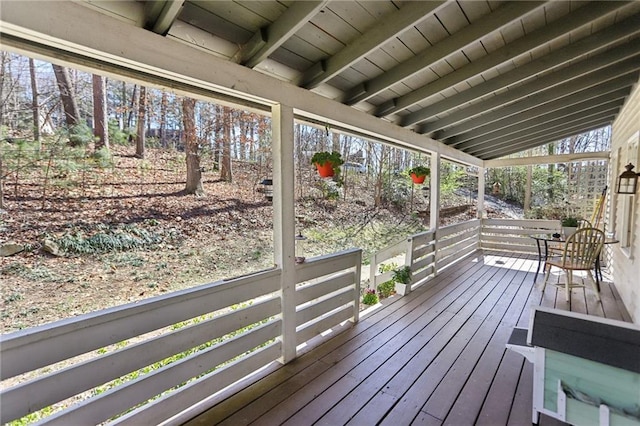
611;77;640;324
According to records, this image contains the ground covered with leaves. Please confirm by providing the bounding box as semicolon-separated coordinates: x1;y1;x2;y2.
0;144;463;333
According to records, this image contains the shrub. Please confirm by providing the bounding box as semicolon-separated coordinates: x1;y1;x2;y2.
377;279;395;298
392;266;411;284
362;288;379;305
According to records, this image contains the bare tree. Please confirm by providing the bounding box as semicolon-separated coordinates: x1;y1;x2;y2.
182;97;204;195
92;74;109;151
160;90;168;148
220;106;232;182
28;58;40;145
52;64;80;128
135;85;147;158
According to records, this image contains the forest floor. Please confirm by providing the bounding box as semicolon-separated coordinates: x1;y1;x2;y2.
0;144;500;333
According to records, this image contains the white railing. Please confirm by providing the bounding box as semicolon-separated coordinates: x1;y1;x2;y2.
480;218;560;253
0;249;361;425
368;238;408;289
406;229;436;289
435;219;481;272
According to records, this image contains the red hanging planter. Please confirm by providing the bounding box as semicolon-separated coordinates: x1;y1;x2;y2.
316;162;335;178
410;173;426;184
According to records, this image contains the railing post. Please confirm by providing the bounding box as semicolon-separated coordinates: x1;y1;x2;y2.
477;166;485;249
404;236;414;293
430;153;441;276
353;251;362;323
272;103;296;364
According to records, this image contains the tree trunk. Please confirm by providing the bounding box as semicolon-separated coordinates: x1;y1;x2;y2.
92;74;109;151
182;97;204;195
160;91;168;148
136;86;147;158
28;58;40;146
127;84;138;131
220;106;233;182
0;52;7;130
52;64;80;128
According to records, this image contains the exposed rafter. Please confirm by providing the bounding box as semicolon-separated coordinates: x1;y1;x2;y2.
239;1;328;69
456;104;622;153
433;75;638;141
419;54;640;135
144;0;184;36
342;1;543;106
300;1;446;89
445;88;631;146
376;1;630;119
476;118;615;159
401;15;640;127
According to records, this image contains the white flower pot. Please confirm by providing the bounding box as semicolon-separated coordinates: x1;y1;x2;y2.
395;282;410;296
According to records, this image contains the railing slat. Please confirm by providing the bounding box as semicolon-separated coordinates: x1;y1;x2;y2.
296;288;355;327
0;297;280;423
0;269;281;381
41;321;282;426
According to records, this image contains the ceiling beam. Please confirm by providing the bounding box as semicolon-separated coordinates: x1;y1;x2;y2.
485;151;610;168
342;1;543;106
445;87;631;146
431;73;638;140
453;99;624;150
144;0;184;36
0;0;482;167
239;1;328;68
376;1;631;118
463;108;619;156
400;15;640;127
300;1;446;89
419;46;640;134
474;118;615;159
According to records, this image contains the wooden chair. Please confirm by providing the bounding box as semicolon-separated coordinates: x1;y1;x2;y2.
542;227;605;302
548;217;593;255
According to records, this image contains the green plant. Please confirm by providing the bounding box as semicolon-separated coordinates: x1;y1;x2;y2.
561;216;579;227
377;280;395;298
408;165;430;177
311;151;344;168
392;266;411;284
362;288;379;305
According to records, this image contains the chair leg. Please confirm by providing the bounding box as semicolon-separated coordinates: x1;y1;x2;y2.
565;270;572;302
588;270;601;302
542;265;551;292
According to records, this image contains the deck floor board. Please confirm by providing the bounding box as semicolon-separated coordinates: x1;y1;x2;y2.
185;250;631;426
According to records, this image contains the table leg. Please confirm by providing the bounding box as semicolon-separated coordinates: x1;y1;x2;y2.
534;240;543;282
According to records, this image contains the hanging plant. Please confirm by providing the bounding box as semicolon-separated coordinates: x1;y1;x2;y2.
311;151;344;178
408;166;430;184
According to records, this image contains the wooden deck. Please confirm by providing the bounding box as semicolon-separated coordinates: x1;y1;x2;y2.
185;250;631;426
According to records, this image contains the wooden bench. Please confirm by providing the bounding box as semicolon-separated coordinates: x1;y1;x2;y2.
507;307;640;426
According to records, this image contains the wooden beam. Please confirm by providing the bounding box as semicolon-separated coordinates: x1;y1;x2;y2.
466;111;617;157
301;1;446;89
485;152;610;168
457;101;622;151
149;0;184;35
479;119;614;160
444;87;631;146
344;1;543;105
377;1;631;118
420;48;640;134
0;0;483;167
400;14;640;126
240;1;328;68
432;73;638;140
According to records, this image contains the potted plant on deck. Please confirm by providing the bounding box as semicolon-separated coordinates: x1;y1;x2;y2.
561;216;579;237
408;166;430;184
311;151;344;178
392;265;412;296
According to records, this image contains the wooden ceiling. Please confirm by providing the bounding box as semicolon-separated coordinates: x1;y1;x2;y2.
2;1;640;161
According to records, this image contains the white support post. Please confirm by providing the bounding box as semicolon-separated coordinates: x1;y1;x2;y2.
272;103;296;364
430;153;441;275
477;166;485;249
